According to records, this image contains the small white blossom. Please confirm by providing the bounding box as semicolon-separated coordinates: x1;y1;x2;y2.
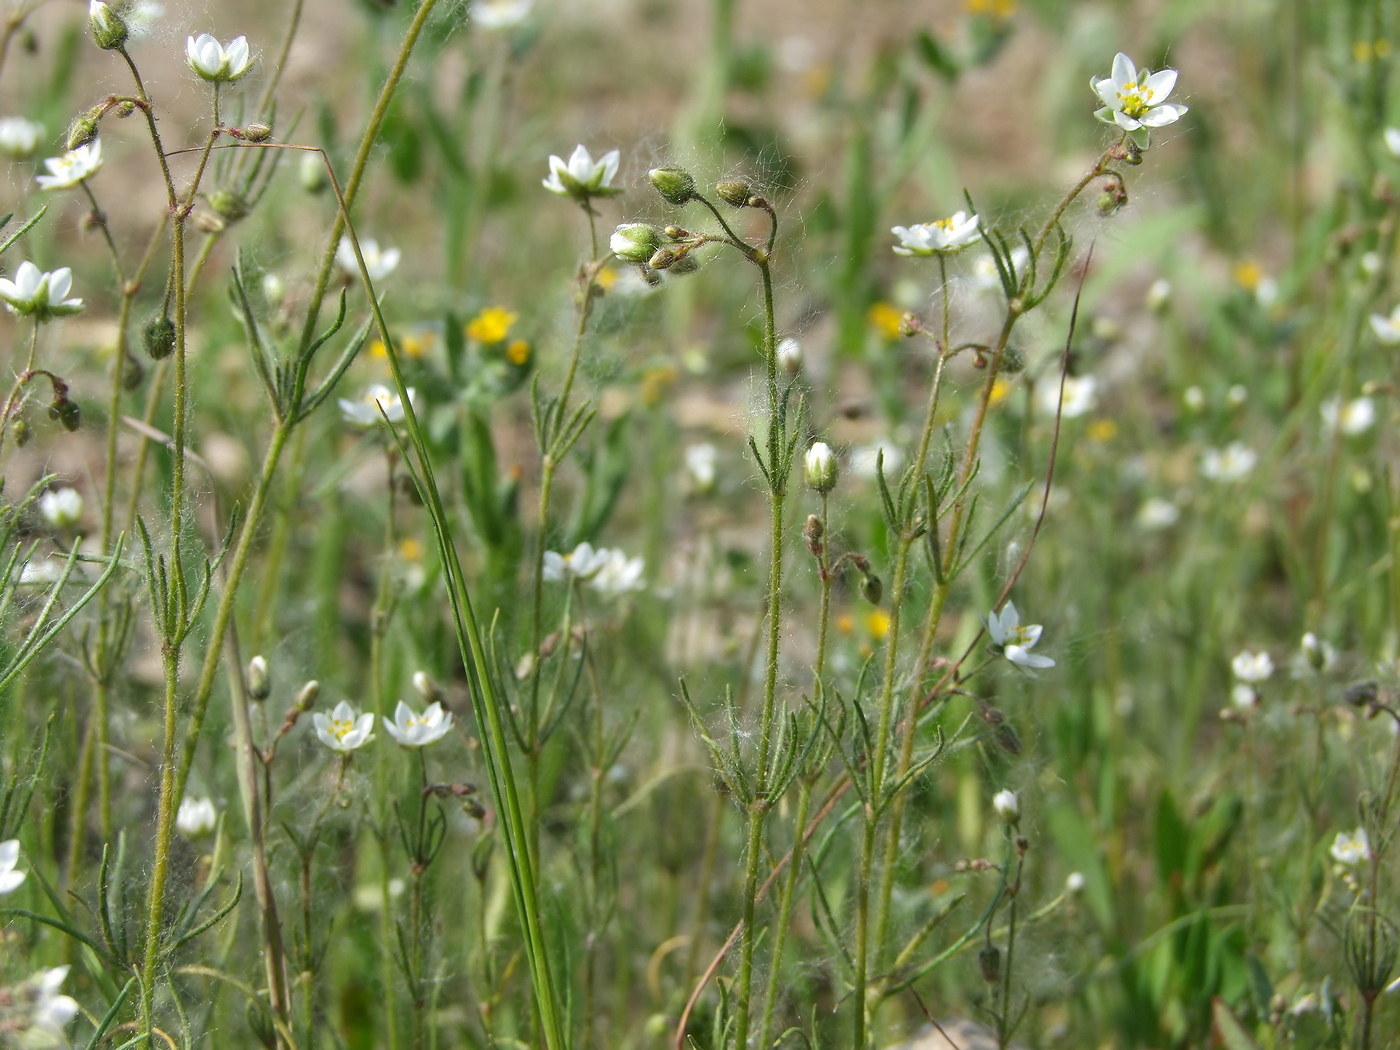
776;337;803;375
891;211;980;256
176;797;218;837
382;700;454;747
609;223;659;262
1231;683;1258;711
992;789;1020;823
27;966;80;1040
0;262;84;320
1386;128;1400;158
543;541;610;582
1200;443;1256;482
591;549;644;597
1182;385;1205;412
186;33;253;83
971;246;1029;292
338;384;414;427
542;144;621;201
1225;384;1247;407
1145;278;1172;313
804;441;838;493
1370;305;1400;344
336;237;400;282
685;443;717;494
1092;53;1187;147
851;441;903;480
38;487;83;530
1037;374;1097;419
1065;871;1085;894
1231;650;1273;683
470;0;532;28
35;140;102;190
0;839;25;894
987;601;1055;669
1330;828;1370;866
0;117;43;159
313;701;374;752
1136;497;1179;530
1321;396;1376;436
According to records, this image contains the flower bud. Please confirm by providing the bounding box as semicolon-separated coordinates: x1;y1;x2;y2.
143;316;175;360
992;789;1019;824
860;574;883;606
121;352;144;391
978;945;1001;983
647;248;678;270
66;117;99;151
1145;278;1172;315
247;655;270;701
1344;679;1380;708
777;337;802;376
648;166;695;205
294;679;320;711
715;180;751;207
610;223;661;263
1065;871;1085;895
12;419;29;447
243;122;272;143
299;152;327;194
804;441;837;493
413;671;441;704
803;513;823;557
53;399;81;431
208;188;250;222
89;1;128;50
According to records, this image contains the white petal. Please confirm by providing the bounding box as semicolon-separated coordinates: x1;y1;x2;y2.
0;838;18;870
1112;110;1142;131
567;144;592;181
1093;79;1119;108
48;268;72;302
226;36;250;76
1111;52;1136;86
1142;104;1186;127
598;149;620;186
1020;623;1043;647
383;717;408;744
1142;68;1177;101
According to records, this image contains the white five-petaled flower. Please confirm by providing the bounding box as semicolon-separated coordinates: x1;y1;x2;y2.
176;797;218;837
1136;497;1180;530
992;789;1020;823
1037;374;1097;419
1231;650;1273;683
1091;52;1187;147
0;117;43;159
1371;305;1400;344
685;443;718;494
1065;871;1086;894
27;966;80;1038
1200;442;1256;482
35;140;102;190
1331;827;1370;866
338;384;414;427
543;541;610;582
469;0;532;28
336;237;401;282
0;262;84;320
891;211;980;256
850;441;903;480
1321;396;1376;436
382;700;454;747
0;838;25;894
542;144;621;202
591;549;645;597
38;487;83;530
987;601;1055;669
313;701;375;752
186;33;253;83
971;245;1029;292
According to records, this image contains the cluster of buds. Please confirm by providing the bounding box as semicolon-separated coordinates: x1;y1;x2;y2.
45;376;81;432
609;223;703;276
1097;173;1128;216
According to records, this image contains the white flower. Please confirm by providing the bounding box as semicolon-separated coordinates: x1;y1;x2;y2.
1065;871;1085;894
0;262;84;320
1386;128;1400;158
338;384;414;427
804;441;838;493
313;701;374;752
35;140;102;190
776;336;803;375
591;549;644;597
1230;683;1258;711
1200;442;1256;482
1330;828;1370;866
121;1;163;39
1136;497;1179;530
382;700;454;747
0;838;25;894
542;144;621;201
1231;650;1273;683
1370;305;1400;344
1182;385;1205;412
851;441;903;480
0;117;43;159
38;487;83;530
1037;374;1097;419
470;0;532;28
28;966;79;1038
971;245;1029;291
992;789;1020;823
542;541;610;582
1145;278;1172;313
176;797;218;837
1092;53;1187;147
1225;384;1247;407
685;443;717;494
186;33;253;83
1321;396;1376;436
891;211;980;256
336;237;400;282
987;601;1055;669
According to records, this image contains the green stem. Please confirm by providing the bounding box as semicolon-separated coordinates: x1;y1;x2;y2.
757;779;812;1050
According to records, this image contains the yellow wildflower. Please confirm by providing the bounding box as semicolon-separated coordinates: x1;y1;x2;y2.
398;537;422;563
866;609;892;642
466;306;517;344
835;613;855;635
507;340;531;366
595;266;618;291
369;332;430;360
868;301;904;341
965;0;1015;20
989;378;1012;407
1087;419;1118;443
1233;261;1263;292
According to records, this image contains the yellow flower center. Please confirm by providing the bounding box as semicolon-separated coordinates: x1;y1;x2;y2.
330;718;355;740
1116;82;1154;120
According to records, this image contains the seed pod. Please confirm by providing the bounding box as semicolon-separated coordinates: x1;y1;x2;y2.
648;166;695;205
978;945;1001;983
860;573;883;606
715;180;751;207
143;316;176;360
